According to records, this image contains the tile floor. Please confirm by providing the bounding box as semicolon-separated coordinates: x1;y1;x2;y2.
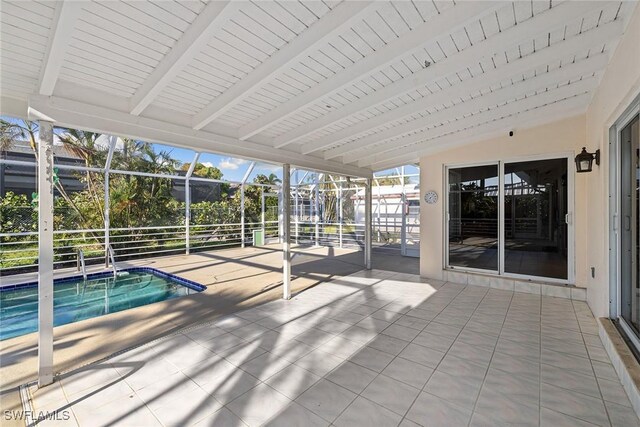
28;270;640;426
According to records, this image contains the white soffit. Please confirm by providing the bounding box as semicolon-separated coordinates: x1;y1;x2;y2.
1;0;636;173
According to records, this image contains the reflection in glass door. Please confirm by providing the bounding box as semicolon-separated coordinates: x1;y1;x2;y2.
621;114;640;335
448;165;499;271
504;159;568;279
447;158;570;281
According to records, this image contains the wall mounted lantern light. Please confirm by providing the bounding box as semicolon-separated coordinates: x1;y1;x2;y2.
575;147;600;173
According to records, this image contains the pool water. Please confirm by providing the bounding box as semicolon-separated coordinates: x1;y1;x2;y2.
0;268;205;340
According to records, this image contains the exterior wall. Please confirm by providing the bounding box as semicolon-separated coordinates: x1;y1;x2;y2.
419;4;640;318
419;114;586;284
584;4;640;318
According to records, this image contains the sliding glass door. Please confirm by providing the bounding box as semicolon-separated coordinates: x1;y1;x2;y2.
447;157;571;281
504;159;568;279
620;114;640;335
448;164;499;272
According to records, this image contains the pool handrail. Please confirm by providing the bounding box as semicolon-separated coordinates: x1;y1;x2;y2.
76;249;87;281
107;245;118;278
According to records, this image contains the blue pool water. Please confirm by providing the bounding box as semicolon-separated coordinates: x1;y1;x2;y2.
0;268;205;340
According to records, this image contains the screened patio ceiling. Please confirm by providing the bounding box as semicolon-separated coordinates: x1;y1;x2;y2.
0;0;636;177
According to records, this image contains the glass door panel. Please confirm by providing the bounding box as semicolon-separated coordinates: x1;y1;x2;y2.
621;114;640;334
448;165;499;271
503;159;568;279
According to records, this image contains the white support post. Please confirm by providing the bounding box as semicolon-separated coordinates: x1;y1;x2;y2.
104;171;110;267
278;188;283;244
240;185;245;248
338;180;343;249
185;180;191;252
240;162;255;248
38;121;54;387
376;179;381;243
185;153;199;255
104;136;116;267
365;178;372;270
294;182;299;244
400;167;407;256
314;174;320;246
261;186;265;237
282;164;291;299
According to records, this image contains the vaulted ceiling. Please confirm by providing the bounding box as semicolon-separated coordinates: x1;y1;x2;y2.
1;1;636;176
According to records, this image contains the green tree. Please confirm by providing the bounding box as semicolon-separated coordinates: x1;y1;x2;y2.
181;162;223;179
0;192;36;234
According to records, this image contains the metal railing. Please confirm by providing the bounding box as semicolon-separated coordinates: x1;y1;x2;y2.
0;219;282;275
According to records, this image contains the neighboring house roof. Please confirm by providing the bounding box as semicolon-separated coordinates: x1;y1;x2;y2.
2;139;81;159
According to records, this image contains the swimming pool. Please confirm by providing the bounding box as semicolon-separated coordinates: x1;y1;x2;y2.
0;268;205;340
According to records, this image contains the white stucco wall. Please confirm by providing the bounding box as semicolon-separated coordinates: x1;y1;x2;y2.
419;4;640;318
583;3;640;318
419;115;586;281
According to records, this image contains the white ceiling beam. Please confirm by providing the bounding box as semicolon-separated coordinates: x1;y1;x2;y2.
27;95;371;178
0;96;28;119
237;1;503;141
370;95;589;171
310;20;622;157
337;54;608;164
129;1;239;116
358;79;596;168
192;1;377;131
359;79;596;167
274;0;610;149
39;0;84;96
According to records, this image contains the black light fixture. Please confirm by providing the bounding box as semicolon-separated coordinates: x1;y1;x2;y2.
575;147;600;173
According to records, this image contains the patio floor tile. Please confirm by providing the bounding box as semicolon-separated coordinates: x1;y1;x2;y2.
27;269;639;427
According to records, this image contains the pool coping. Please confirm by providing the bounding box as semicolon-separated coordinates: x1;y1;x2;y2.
0;267;206;293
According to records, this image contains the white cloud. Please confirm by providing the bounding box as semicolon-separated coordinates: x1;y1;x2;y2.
219;157;248;170
201;161;215;168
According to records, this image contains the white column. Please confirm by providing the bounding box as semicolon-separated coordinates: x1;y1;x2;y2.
401;166;406;256
240;184;245;248
282;164;291;299
104;136;116;267
338;180;343;249
365;178;372;270
294;184;299;244
278;186;283;244
104;171;110;266
314;174;320;246
261;186;265;238
376;180;381;242
38;121;54;387
185;153;199;255
185;179;191;254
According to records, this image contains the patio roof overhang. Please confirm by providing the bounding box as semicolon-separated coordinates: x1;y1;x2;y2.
0;1;635;177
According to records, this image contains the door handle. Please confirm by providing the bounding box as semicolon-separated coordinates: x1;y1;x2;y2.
565;213;573;225
625;215;632;231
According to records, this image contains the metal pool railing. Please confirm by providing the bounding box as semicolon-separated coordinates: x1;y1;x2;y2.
0;220;282;275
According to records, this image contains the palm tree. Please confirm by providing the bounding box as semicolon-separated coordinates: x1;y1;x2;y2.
57;130;107;227
0;118;38;153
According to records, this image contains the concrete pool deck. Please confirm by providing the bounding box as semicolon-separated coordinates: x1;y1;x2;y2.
0;245;417;426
